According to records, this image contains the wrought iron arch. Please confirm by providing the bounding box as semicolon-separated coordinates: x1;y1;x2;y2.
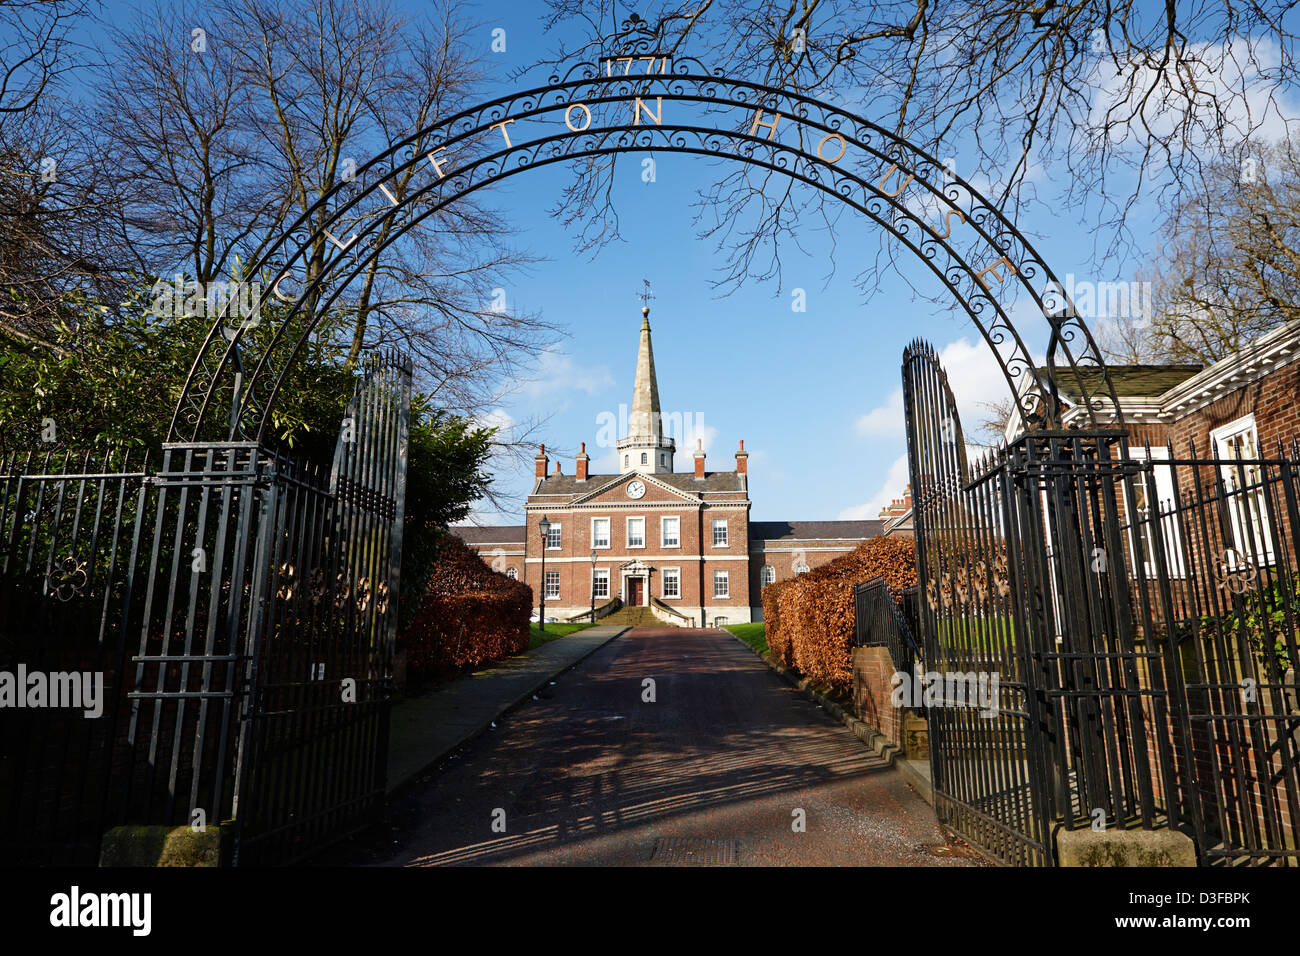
170;41;1120;444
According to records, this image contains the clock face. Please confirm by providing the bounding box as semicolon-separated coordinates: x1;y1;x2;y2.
626;480;646;499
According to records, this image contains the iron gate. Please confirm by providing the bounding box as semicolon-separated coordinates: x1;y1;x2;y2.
902;341;1300;866
0;352;411;865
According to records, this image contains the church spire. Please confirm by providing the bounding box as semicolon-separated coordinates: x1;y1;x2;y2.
628;303;662;442
619;282;675;474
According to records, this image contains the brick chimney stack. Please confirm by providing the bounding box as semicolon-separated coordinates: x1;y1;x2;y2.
554;460;562;475
535;444;548;479
693;438;706;479
575;442;589;481
735;439;748;475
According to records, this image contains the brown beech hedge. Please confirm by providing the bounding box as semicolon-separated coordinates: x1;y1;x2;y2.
764;536;917;696
402;534;532;682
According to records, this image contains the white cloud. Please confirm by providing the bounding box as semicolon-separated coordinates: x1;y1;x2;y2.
853;336;1016;443
840;454;910;520
519;347;614;402
1089;35;1300;155
474;407;516;433
673;419;719;468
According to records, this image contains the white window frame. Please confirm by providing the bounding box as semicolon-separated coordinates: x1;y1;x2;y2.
661;515;680;548
591;517;610;549
1211;414;1275;565
1126;447;1185;578
662;567;681;599
592;568;610;599
712;518;728;547
544;570;560;599
506;567;518;579
760;565;775;587
713;569;729;598
626;516;645;549
715;616;729;627
545;522;562;550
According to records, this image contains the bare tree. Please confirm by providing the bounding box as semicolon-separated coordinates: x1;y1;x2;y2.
533;1;1300;299
1097;136;1300;365
97;0;556;414
0;0;134;351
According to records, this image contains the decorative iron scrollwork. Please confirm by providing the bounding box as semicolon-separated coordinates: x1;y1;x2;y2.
46;556;88;602
307;569;329;606
1216;548;1257;594
332;572;352;610
355;576;371;613
375;581;390;615
275;562;297;601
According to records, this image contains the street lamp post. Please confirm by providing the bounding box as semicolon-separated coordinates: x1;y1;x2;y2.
538;515;551;632
589;550;597;624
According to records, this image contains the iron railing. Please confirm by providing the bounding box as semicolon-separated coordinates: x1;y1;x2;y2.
854;577;923;677
0;353;411;865
902;340;1300;867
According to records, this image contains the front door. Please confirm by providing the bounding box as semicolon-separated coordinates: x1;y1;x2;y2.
629;578;644;606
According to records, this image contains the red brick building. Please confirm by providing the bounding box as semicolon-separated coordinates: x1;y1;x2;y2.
1004;321;1300;526
456;304;881;625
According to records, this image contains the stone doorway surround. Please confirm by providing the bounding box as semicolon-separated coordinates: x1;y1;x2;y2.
619;560;654;607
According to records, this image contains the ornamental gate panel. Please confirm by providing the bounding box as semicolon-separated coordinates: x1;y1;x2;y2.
902;341;1300;866
0;353;410;865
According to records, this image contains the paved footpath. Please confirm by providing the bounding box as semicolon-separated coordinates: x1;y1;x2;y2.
329;626;981;866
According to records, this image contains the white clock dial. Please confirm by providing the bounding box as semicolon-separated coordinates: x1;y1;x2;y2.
626;480;646;499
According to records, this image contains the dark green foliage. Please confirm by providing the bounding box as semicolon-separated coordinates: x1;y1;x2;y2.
0;275;496;635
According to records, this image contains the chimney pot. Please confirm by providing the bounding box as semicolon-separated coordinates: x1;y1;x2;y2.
735;438;748;475
535;443;549;479
693;440;706;479
575;441;590;481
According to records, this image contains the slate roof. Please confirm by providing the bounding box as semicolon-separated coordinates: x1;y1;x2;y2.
452;525;526;544
530;471;747;497
749;520;884;541
1036;364;1203;402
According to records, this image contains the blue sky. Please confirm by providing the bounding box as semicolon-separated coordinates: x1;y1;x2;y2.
86;0;1298;523
447;1;1179;523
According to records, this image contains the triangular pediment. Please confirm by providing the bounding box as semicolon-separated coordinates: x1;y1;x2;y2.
569;471;700;506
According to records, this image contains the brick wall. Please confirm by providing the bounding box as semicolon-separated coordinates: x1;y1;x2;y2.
852;645;906;751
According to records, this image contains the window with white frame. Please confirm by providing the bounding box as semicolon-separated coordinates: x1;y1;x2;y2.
760;565;775;587
712;518;728;547
713;569;729;598
544;571;560;599
506;567;517;579
661;516;680;548
545;522;562;549
641;452;648;465
591;517;610;549
1211;415;1275;564
627;517;645;548
662;568;680;598
715;616;729;627
1127;447;1185;578
592;568;609;599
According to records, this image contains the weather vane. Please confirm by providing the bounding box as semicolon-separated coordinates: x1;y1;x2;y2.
637;278;655;309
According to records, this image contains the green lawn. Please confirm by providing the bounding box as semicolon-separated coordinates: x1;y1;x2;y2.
724;622;768;655
528;621;593;649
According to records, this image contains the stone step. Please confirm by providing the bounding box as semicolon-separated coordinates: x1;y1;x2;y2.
598;605;665;627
